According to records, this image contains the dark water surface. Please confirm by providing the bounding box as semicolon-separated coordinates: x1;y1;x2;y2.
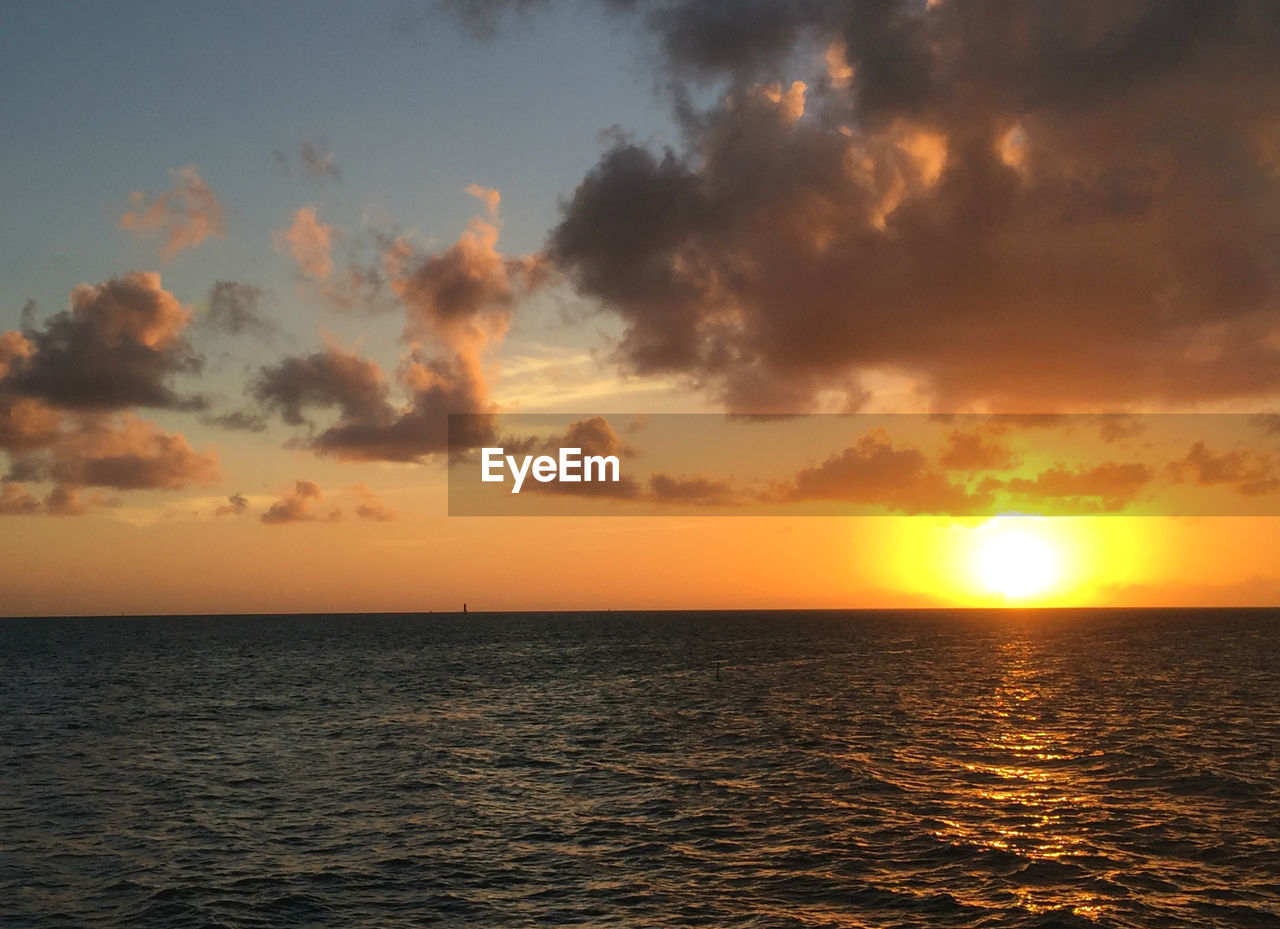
2;609;1279;928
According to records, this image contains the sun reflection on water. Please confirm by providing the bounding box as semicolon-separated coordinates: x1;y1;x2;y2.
934;633;1110;920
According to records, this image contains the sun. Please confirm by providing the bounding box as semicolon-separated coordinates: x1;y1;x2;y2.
970;517;1065;600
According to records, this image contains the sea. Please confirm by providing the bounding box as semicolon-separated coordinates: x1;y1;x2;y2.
1;609;1278;928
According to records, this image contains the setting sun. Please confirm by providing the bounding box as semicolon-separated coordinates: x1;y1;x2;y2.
971;518;1065;600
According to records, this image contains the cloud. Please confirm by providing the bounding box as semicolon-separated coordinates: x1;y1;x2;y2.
201;281;274;337
300;139;341;182
216;492;249;517
1168;440;1280;496
253;341;391;428
0;482;112;518
254;190;542;462
119;166;225;260
647;472;736;506
0;330;35;380
938;429;1018;472
0;482;39;516
996;462;1154;513
778;428;989;514
201;409;269;432
350;483;397;521
512;416;643;498
43;485;95;517
2;272;202;412
385;185;543;344
529;0;1280;411
0;395;61;451
261;480;330;524
274;206;335;280
6;413;219;491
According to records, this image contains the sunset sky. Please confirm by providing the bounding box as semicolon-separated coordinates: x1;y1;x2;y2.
5;1;1280;615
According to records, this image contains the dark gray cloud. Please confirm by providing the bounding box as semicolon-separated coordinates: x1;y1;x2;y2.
300;139;342;182
202;409;269;433
525;0;1280;411
253;344;392;428
201;281;274;337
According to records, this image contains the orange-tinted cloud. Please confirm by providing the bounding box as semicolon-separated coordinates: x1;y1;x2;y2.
261;480;331;524
119;166;225;260
779;428;988;514
647;472;737;506
1168;441;1280;496
0;482;39;516
938;429;1018;472
253;190;543;461
274;206;335;280
350;483;397;521
216;493;249;517
996;462;1154;513
3;272;201;412
42;485;114;517
6;414;218;491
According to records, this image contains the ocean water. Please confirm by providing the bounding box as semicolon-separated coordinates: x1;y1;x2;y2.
1;609;1278;929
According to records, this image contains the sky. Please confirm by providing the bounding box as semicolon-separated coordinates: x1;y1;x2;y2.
5;0;1280;615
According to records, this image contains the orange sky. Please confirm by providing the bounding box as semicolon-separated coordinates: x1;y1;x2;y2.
6;3;1280;615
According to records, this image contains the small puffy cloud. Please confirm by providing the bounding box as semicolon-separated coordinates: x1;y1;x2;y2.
780;429;988;514
300;139;341;182
119;166;225;260
938;429;1018;472
514;416;642;498
350;483;397;521
253;342;391;427
274;206;335;280
216;493;250;517
201;281;273;337
3;272;202;412
1168;441;1280;496
261;480;326;524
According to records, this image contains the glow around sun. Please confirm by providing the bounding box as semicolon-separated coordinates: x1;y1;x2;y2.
970;517;1066;600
